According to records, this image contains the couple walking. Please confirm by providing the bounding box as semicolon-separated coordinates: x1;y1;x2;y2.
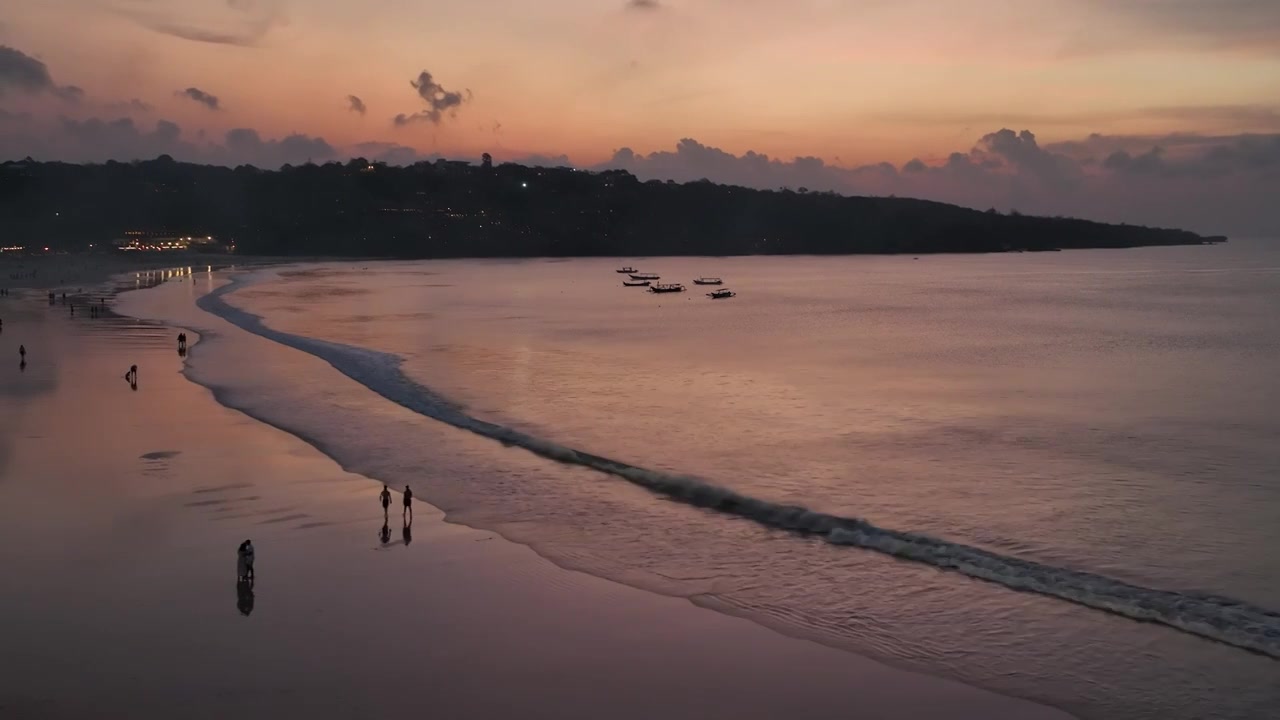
380;484;412;517
380;485;413;546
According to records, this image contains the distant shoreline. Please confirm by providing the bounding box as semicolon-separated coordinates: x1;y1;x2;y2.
0;234;1228;294
3;157;1222;257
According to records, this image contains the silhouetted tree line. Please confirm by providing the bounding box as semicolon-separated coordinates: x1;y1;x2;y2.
0;156;1221;257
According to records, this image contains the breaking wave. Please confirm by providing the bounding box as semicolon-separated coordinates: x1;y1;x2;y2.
200;273;1280;660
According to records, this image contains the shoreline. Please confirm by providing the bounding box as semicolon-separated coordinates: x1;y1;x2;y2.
184;263;1280;665
0;262;1074;718
124;267;1080;712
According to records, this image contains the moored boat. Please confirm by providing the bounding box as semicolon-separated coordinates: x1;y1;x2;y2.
649;283;686;293
623;280;650;287
693;277;723;285
616;266;637;273
706;288;736;299
630;273;660;280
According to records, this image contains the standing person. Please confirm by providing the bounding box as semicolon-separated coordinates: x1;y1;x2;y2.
403;485;413;518
237;540;255;581
379;485;391;515
18;345;25;360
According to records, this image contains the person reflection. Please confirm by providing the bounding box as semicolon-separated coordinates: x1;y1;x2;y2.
19;359;26;372
237;578;255;616
380;519;391;546
402;514;412;547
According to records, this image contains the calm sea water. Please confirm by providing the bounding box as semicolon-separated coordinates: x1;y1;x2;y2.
139;243;1280;719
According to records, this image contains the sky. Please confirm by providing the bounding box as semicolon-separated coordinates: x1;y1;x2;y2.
2;0;1279;234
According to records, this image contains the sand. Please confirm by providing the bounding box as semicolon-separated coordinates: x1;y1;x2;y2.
0;266;1073;719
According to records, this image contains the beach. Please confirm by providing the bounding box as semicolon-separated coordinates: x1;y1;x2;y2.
0;265;1071;719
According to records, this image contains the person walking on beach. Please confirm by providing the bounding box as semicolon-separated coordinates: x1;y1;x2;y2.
19;345;25;360
237;540;255;581
379;485;392;515
403;485;413;518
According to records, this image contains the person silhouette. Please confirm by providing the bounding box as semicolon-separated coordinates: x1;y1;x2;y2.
402;485;413;519
237;539;255;582
18;344;25;360
379;485;391;515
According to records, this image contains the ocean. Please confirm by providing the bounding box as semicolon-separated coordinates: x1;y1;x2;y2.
135;242;1280;719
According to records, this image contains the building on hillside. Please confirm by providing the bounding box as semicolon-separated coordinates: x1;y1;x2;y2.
113;232;231;253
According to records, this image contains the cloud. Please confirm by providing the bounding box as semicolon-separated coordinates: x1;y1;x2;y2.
625;0;662;10
594;131;1280;235
0;112;335;168
110;0;286;47
222;127;335;166
178;87;220;110
393;70;470;126
2;108;1277;235
347;94;367;115
0;114;191;164
0;45;83;102
101;98;155;115
350;141;441;165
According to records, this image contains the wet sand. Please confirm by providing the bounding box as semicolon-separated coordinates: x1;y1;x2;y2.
0;273;1072;719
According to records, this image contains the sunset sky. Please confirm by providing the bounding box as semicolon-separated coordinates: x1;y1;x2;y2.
3;0;1279;233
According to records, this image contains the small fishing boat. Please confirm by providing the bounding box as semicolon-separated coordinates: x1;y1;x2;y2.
616;266;637;273
630;273;660;280
693;277;723;285
649;283;686;294
706;288;736;299
623;280;650;287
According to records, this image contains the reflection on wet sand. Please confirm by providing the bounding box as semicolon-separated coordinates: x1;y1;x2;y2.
237;577;255;616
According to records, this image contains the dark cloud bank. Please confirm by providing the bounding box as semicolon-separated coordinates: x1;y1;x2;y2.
1;110;1275;235
0;45;83;101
